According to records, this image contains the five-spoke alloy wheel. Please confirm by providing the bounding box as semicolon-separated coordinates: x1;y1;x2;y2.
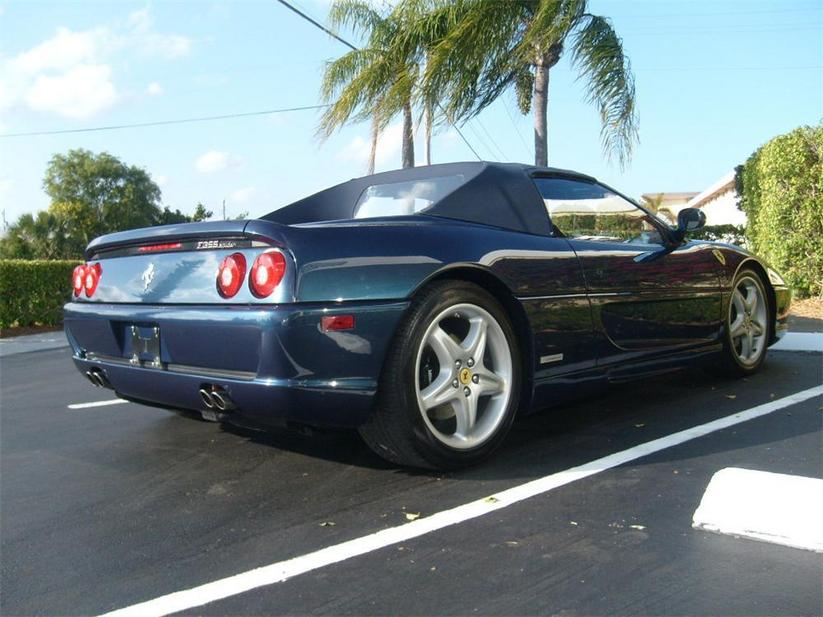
720;269;771;376
359;281;521;469
415;303;513;450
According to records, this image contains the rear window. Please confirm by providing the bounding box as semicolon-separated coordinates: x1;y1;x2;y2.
353;175;466;219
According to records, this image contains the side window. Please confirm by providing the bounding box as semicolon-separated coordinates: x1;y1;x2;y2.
533;177;664;245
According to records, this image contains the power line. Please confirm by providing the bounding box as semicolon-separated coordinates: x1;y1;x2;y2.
274;0;356;51
636;64;823;72
502;98;531;161
475;118;510;162
0;105;330;138
274;0;482;161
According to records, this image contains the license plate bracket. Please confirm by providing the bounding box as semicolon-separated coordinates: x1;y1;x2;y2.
129;325;162;368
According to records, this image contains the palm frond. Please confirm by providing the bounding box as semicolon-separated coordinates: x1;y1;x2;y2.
571;13;638;169
421;0;531;122
328;0;385;38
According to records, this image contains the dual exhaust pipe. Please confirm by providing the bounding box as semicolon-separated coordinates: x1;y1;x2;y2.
85;369;111;389
198;386;236;412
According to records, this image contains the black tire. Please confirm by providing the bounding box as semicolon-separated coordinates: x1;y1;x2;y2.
717;268;771;377
359;280;522;470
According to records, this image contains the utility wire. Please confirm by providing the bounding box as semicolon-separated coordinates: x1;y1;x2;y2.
502;98;531;161
274;0;482;161
275;0;356;51
0;105;329;138
475;118;509;162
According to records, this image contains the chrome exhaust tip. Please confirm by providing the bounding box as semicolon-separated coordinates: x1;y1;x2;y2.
198;388;215;409
211;390;235;412
86;370;106;387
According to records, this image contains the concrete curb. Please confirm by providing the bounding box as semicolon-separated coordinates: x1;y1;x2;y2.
0;331;69;357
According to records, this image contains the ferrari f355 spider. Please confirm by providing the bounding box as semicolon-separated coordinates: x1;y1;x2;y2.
65;162;790;468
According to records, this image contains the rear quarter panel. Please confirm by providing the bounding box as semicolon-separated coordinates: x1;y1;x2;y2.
251;217;585;302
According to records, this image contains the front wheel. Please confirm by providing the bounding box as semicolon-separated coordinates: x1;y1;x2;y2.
718;269;770;376
359;281;521;470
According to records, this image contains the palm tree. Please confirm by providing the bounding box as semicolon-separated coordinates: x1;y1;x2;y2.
418;0;638;168
319;0;421;169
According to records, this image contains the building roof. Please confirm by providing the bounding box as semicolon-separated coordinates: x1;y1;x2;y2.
686;171;736;210
640;191;699;203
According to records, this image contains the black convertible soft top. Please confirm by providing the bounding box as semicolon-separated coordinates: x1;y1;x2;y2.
262;162;597;236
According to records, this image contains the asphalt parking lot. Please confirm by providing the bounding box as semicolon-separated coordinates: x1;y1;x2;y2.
1;340;821;616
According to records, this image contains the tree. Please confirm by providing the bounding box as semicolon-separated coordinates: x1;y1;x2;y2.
43;149;162;238
191;203;213;222
319;0;423;169
418;0;638;168
2;149;169;259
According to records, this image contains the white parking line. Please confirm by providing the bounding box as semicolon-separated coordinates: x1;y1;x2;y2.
67;399;128;410
100;384;823;617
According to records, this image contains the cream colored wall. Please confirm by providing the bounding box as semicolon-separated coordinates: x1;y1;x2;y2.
700;191;746;226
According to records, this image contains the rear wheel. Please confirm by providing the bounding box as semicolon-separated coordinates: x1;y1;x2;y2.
359;281;521;469
718;269;770;376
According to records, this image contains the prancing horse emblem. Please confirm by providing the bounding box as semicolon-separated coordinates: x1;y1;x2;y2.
141;263;156;291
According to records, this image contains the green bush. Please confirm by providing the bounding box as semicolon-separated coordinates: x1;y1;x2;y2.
737;125;823;298
0;260;81;329
690;224;747;247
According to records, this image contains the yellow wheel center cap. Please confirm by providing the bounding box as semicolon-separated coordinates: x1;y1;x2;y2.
459;367;472;385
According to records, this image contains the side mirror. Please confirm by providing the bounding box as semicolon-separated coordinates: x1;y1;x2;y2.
677;207;706;233
671;207;706;243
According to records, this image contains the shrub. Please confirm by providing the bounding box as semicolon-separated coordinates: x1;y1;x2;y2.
0;260;81;329
690;224;747;247
737;125;823;298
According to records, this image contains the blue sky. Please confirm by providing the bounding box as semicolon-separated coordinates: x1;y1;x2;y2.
1;0;821;226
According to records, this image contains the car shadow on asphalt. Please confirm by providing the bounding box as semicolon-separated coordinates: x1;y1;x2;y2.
218;353;819;481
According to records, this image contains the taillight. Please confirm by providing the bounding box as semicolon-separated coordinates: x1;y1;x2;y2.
217;253;246;298
249;251;286;298
83;263;101;297
72;265;85;297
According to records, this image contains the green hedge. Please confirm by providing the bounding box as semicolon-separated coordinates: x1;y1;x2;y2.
690;224;747;247
737;125;823;298
0;260;81;329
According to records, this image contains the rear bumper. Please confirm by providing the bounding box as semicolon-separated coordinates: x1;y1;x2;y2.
64;300;409;427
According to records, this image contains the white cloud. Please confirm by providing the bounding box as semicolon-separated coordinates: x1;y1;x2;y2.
25;64;117;119
336;122;404;169
146;81;163;96
0;8;191;119
195;150;242;173
11;26;99;74
153;174;169;187
125;8;192;58
229;186;255;204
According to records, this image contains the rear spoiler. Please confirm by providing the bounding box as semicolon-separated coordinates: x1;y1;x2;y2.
85;219;291;260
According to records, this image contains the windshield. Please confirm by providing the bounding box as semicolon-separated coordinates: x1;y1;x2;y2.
353;175;466;219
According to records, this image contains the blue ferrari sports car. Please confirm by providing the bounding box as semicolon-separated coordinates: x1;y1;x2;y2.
65;162;790;469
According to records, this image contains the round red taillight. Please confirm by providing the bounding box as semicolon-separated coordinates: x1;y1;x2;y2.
249;251;286;298
83;263;102;297
217;253;246;298
72;265;86;297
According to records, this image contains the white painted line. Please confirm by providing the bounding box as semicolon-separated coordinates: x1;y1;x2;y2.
100;384;823;617
771;332;823;352
693;467;823;552
67;399;128;410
